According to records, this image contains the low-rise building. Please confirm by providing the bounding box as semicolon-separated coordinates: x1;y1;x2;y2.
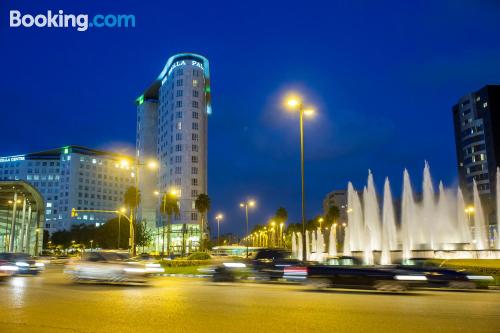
0;146;135;233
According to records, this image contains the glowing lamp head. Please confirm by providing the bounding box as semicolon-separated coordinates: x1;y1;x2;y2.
248;200;255;207
303;108;315;117
147;161;158;169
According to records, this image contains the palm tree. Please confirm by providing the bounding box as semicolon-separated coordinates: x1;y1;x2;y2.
325;205;340;227
195;193;211;251
274;207;288;247
123;186;141;256
159;192;180;257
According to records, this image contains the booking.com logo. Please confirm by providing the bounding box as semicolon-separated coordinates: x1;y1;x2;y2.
9;10;135;32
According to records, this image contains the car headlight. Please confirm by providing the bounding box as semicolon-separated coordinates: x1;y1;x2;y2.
466;275;494;281
395;275;427;281
0;265;19;271
223;262;246;268
15;262;30;267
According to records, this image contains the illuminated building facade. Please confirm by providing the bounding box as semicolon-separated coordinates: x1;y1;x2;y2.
136;53;211;253
0;146;135;233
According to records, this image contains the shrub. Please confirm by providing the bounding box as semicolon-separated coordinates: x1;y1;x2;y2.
187;252;211;260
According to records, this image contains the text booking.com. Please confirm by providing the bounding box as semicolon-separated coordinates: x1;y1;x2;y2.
9;10;135;32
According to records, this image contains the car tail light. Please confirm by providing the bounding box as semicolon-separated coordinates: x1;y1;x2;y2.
284;266;308;276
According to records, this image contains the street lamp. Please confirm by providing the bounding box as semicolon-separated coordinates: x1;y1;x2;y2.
280;222;284;247
215;214;224;246
240;200;256;257
318;217;324;229
284;93;315;260
117;207;126;249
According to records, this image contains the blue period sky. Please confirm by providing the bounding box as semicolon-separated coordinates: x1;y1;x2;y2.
1;0;500;234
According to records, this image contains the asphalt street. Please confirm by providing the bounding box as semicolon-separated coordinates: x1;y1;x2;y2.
1;267;499;333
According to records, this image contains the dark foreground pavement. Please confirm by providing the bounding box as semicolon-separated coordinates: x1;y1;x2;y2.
1;267;499;333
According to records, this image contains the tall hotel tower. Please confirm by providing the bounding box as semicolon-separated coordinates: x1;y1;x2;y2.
136;53;211;252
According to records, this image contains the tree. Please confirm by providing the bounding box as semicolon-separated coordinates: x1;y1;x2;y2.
95;217;129;249
136;221;154;254
160;192;180;256
195;193;211;251
275;207;288;224
123;186;141;256
325;205;340;227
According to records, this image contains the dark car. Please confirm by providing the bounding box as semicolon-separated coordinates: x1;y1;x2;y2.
396;258;494;289
292;256;428;292
0;253;44;275
211;248;302;282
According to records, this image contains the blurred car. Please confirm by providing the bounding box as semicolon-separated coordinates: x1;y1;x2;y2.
396;258;494;289
0;259;18;280
129;254;164;274
64;251;151;284
289;257;428;292
0;253;45;275
211;248;303;282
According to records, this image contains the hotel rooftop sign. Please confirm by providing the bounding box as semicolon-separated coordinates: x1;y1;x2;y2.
0;155;25;163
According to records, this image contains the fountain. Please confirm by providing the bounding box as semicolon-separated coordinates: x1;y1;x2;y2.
328;225;337;256
456;188;471;244
342;162;498;263
305;230;310;260
291;162;499;263
472;180;488;250
346;182;364;251
381;177;397;264
401;169;417;259
365;171;382;251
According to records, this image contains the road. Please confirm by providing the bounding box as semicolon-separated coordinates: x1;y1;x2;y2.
1;267;499;333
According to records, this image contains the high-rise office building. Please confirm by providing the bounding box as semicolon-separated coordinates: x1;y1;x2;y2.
136;53;211;252
0;146;136;233
452;85;500;220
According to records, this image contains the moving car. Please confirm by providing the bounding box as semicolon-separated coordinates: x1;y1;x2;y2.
211;248;302;282
0;253;45;275
396;258;494;289
288;256;427;292
0;259;18;281
129;254;165;274
64;251;151;284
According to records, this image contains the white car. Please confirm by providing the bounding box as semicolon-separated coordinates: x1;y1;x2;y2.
64;252;150;284
0;259;18;280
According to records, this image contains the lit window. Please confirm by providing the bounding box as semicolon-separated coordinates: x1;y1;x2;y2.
193;79;198;87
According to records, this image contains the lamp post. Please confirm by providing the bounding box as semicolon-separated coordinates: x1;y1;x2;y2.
465;206;475;242
284;94;315;260
118;207;126;249
280;222;284;247
215;214;223;246
240;200;255;258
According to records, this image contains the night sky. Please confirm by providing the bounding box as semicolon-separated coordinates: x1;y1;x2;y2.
1;1;500;235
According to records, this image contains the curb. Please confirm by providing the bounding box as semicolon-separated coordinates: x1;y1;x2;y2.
158;273;210;278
